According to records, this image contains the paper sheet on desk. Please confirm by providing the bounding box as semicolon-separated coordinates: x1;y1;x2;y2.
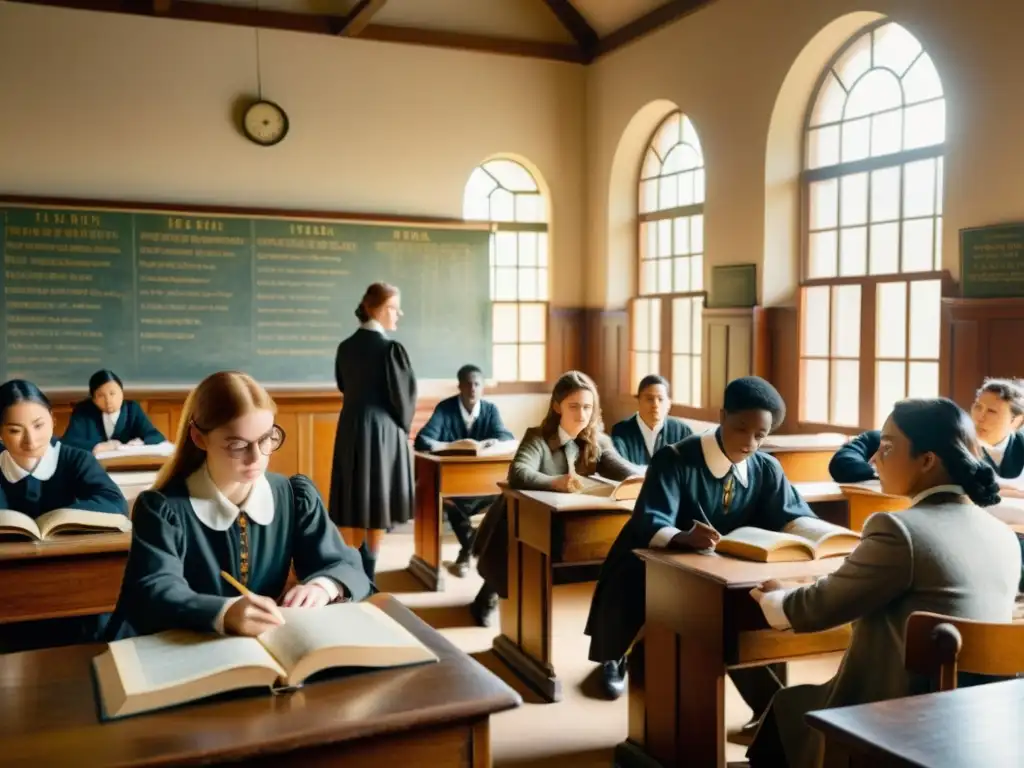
94;442;175;461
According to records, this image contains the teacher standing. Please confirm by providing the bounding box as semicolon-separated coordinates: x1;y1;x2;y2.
329;282;417;582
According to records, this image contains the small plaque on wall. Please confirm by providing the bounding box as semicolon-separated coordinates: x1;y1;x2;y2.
961;223;1024;298
709;264;756;308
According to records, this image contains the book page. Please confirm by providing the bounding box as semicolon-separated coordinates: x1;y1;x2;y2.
478;439;519;456
0;509;41;540
433;438;480;453
36;508;132;538
94;442;175;461
611;476;645;501
258;602;437;682
108;630;284;695
782;517;859;546
719;526;812;552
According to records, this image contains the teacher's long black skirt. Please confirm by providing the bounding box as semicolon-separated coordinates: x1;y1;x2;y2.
328;404;414;530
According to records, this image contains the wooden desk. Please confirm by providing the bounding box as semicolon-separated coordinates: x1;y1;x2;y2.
411;451;514;590
839;481;911;531
109;470;159;507
98;454;169;472
496;487;633;703
616;550;850;768
0;594;521;767
808;678;1024;767
0;534;131;624
761;433;848;483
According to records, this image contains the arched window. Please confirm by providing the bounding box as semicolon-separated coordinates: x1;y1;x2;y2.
633;111;705;407
463;158;548;382
800;21;945;428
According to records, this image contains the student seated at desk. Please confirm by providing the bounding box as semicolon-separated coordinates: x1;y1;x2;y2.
414;363;514;576
110;371;371;638
610;374;692;466
747;398;1021;768
62;369;166;454
585;376;813;709
470;370;641;627
830;378;1024;490
0;379;128;652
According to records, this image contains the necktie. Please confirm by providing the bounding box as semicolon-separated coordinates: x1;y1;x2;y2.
722;469;735;514
238;511;251;586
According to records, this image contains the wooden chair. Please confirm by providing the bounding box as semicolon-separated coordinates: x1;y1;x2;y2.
904;610;1024;691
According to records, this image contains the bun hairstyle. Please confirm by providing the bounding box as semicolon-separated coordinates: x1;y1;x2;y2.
88;369;124;397
891;397;1001;507
155;371;276;490
355;282;399;324
0;379;51;421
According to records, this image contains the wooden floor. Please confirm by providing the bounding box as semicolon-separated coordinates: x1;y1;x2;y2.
375;523;842;766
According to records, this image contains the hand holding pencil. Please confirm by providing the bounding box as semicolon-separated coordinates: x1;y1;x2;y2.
220;571;287;637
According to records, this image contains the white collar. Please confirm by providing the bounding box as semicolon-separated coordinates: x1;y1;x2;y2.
0;442;61;483
635;412;664;436
102;409;121;439
699;429;749;487
982;434;1010;461
360;319;386;336
459;399;481;423
909;484;965;506
185;464;275;531
557;426;575;447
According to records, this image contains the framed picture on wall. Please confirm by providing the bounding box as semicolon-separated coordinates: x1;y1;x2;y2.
709;264;756;308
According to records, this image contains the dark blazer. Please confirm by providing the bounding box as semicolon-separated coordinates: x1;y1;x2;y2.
62;400;165;452
414;396;514;450
828;430;881;483
610;414;693;466
982;430;1024;479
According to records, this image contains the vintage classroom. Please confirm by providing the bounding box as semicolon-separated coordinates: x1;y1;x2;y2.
2;0;1024;766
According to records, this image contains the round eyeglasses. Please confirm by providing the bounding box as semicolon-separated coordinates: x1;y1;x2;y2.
217;424;286;459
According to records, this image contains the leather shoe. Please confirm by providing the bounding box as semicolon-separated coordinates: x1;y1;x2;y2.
600;658;626;700
452;547;471;578
469;587;498;628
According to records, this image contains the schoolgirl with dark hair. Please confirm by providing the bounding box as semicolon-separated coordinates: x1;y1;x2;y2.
748;397;1021;768
61;369;166;453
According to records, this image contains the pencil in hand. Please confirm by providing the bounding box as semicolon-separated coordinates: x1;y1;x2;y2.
220;570;252;597
220;570;286;626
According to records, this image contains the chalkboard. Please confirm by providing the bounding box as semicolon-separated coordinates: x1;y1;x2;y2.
0;203;492;387
709;264;756;308
961;223;1024;299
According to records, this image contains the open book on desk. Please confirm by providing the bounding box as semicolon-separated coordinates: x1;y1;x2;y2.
93;442;175;462
577;474;646;501
0;508;131;542
92;601;439;720
715;517;860;562
429;438;519;457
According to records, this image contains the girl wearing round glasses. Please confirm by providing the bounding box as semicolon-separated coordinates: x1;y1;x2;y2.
113;371;372;638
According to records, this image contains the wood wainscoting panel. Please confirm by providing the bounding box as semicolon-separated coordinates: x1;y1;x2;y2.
548;308;585;378
941;297;1024;409
702;308;768;410
583;309;631;424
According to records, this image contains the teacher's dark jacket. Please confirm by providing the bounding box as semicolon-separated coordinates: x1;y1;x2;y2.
329;323;417;530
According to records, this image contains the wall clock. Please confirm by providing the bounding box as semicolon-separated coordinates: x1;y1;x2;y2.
242;99;289;147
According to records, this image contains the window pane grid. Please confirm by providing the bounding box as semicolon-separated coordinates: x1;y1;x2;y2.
465;158;549;382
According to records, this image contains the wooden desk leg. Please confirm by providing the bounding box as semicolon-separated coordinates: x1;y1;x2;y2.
492;496;561;702
616;560;727;768
409;458;444;591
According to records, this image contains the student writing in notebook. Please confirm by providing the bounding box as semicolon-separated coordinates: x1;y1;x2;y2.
0;379;127;651
747;398;1021;768
829;378;1024;490
61;369;167;454
585;377;812;713
470;370;642;627
111;371;371;639
610;374;692;466
414;364;515;576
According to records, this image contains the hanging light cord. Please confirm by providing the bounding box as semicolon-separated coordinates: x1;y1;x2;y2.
254;0;263;100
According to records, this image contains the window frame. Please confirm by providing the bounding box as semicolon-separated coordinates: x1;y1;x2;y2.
631;111;708;408
797;20;950;431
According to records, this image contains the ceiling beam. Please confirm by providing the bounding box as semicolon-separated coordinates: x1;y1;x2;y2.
541;0;597;60
334;0;387;37
6;0;584;63
593;0;717;59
